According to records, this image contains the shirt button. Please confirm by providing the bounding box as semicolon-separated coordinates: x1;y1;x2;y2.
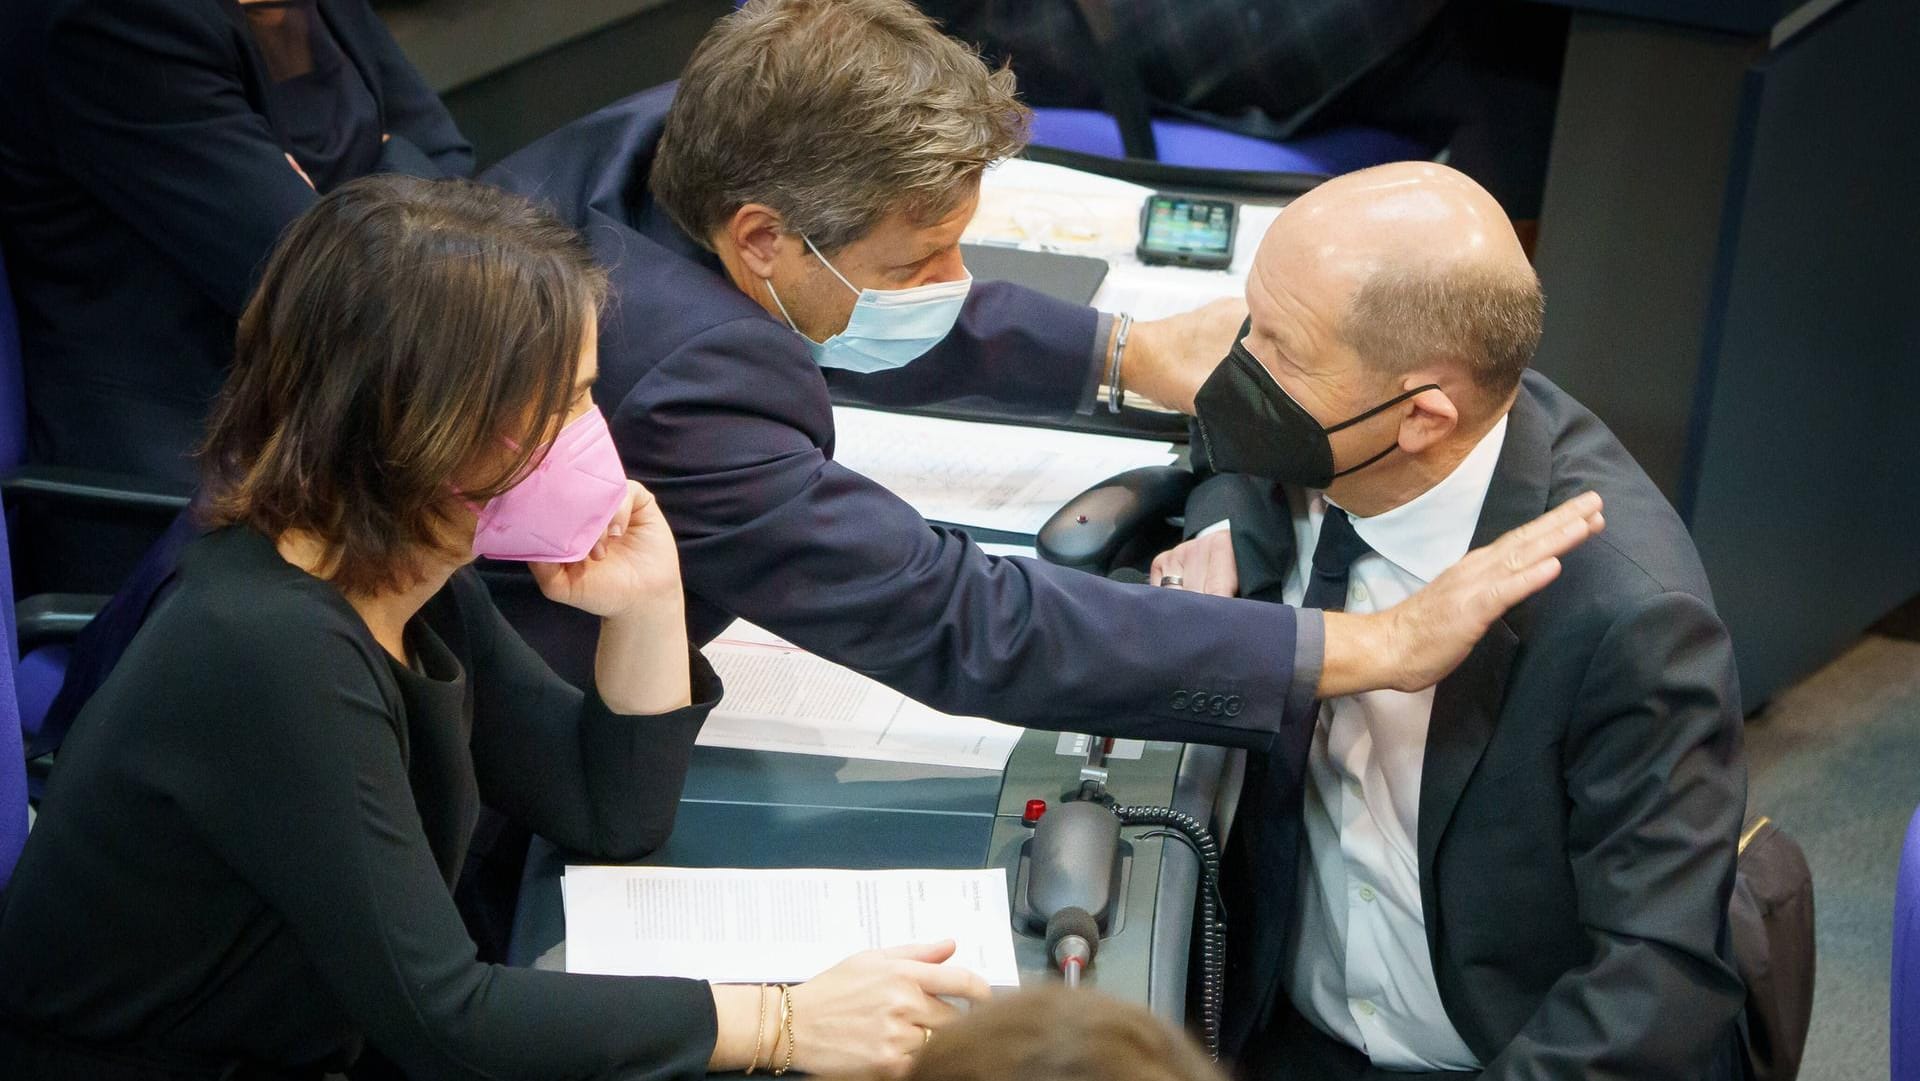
1355;999;1377;1017
1350;584;1370;606
1358;885;1376;903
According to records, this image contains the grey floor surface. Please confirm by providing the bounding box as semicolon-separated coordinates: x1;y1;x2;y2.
1745;631;1920;1081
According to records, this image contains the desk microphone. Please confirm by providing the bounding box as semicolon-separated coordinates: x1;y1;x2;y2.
1045;906;1099;988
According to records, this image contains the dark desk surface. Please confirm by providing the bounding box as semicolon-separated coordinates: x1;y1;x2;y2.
510;728;1227;1023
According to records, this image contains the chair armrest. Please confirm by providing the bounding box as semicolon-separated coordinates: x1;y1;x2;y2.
1038;465;1197;574
2;465;192;515
17;592;108;654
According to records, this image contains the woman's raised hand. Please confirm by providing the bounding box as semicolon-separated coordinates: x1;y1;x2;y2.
530;480;683;618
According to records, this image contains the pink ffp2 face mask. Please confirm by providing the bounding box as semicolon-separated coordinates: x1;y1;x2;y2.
471;407;629;564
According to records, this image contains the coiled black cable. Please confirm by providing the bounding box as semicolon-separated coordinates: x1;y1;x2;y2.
1112;804;1224;1061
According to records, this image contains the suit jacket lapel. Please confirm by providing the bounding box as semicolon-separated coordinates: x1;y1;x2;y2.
1417;390;1554;938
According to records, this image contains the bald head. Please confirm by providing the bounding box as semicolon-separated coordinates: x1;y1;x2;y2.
1247;163;1542;407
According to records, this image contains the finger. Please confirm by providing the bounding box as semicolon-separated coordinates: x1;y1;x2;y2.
608;488;638;539
880;940;956;964
898;960;991;1002
1150;552;1167;579
1491;493;1603;569
902;992;965;1030
1202;564;1236;598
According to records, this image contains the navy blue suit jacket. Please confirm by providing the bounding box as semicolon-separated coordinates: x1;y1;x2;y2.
0;0;471;485
483;86;1316;747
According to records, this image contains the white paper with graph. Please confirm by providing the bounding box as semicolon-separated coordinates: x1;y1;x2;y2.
561;866;1022;986
694;619;1024;771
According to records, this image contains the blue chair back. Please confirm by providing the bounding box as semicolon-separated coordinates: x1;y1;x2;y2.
0;495;25;887
1895;803;1920;1080
1029;108;1432;178
1;247;32;885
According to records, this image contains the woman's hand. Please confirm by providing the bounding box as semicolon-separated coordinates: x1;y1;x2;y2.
786;941;992;1078
529;480;683;619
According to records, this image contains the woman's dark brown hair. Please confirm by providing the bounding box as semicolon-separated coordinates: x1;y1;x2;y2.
883;987;1225;1081
201;174;606;596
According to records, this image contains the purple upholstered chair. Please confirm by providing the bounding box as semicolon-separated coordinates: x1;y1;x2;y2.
1894;803;1920;1080
1028;108;1432;178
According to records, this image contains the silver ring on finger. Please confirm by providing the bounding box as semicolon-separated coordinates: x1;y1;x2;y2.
1158;574;1184;588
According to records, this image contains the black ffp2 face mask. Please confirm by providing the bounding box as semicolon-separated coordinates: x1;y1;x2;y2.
1192;321;1439;489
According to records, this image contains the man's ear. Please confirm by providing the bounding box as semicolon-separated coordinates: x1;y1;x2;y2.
722;203;789;279
1396;380;1460;454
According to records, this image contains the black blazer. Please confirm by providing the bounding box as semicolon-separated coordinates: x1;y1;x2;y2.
0;527;721;1080
482;87;1321;747
1191;371;1748;1080
0;0;471;485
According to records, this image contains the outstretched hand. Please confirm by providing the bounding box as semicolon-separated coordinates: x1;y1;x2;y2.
1321;491;1606;698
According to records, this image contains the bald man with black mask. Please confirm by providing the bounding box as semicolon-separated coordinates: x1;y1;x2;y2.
1154;163;1747;1081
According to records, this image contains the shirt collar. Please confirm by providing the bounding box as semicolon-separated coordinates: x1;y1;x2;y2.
1326;414;1510;584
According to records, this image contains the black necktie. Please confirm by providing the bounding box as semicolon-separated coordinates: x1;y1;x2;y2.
1301;506;1374;613
1220;503;1375;1047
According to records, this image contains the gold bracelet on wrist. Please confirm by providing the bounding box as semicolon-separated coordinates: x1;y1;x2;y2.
774;984;796;1076
746;983;768;1075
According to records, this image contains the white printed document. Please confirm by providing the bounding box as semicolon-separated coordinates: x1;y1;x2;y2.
562;866;1022;987
696;620;1024;771
831;407;1177;535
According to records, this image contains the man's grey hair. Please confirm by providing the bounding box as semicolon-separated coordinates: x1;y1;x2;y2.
1343;262;1545;398
650;0;1031;253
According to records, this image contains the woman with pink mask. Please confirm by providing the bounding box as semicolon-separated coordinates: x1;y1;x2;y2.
0;176;984;1081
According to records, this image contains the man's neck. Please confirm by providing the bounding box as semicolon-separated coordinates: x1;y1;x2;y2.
1329;416;1502;519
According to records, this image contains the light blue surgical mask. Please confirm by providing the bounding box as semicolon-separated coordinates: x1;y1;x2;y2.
765;236;972;373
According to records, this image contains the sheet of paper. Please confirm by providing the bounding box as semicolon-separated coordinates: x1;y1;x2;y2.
696;620;1024;770
563;866;1022;986
831;407;1177;535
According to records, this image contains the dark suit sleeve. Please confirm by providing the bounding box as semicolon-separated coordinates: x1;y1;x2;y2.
458;577;719;861
177;618;717;1081
350;3;475;178
42;0;318;317
616;316;1313;747
1478;589;1746;1080
824;281;1102;413
1182;472;1297;602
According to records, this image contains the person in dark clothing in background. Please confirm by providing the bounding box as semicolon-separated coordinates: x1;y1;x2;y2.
0;175;987;1081
0;0;471;589
919;0;1567;234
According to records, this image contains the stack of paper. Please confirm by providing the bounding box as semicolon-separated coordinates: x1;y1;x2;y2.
696;620;1025;771
831;406;1178;536
562;865;1023;987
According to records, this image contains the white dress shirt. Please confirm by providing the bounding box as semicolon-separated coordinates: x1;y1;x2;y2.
1278;416;1509;1071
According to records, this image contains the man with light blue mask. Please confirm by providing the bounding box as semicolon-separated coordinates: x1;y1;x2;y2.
763;234;973;374
482;0;1600;762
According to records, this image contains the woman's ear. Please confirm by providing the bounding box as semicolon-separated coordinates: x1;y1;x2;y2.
1397;383;1460;454
724;204;790;280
